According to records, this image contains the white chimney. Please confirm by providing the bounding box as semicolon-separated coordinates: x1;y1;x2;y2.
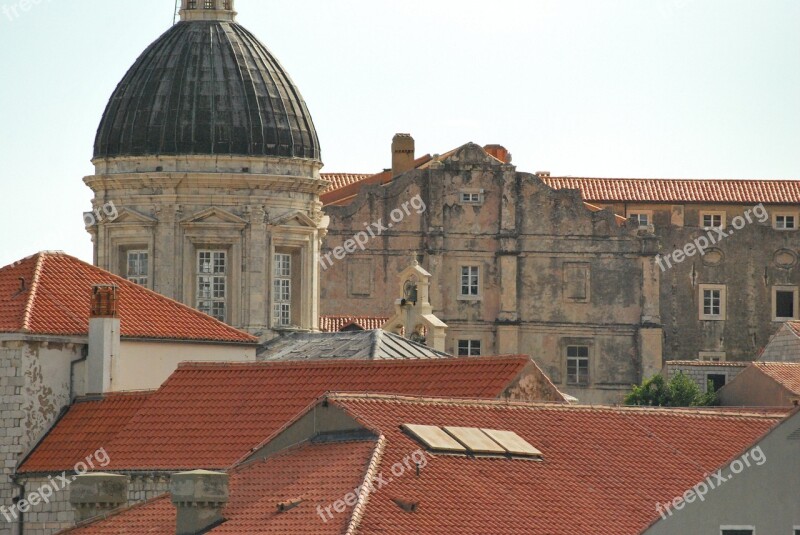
87;285;120;394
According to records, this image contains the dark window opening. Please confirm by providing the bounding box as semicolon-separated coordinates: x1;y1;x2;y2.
707;374;726;392
776;290;795;319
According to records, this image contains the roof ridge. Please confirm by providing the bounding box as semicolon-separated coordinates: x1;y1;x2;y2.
327;393;785;419
345;435;386;535
20;252;47;332
176;354;528;370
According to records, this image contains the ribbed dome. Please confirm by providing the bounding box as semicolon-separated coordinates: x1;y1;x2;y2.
94;21;320;160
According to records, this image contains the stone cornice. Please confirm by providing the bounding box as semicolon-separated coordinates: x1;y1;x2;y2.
84;173;329;196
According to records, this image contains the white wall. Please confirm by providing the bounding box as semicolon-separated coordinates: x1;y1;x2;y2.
108;341;256;392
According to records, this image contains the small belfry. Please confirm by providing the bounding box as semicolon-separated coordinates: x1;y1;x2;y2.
179;0;237;22
86;1;328;341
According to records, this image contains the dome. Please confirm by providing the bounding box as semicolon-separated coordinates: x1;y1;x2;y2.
94;19;320;161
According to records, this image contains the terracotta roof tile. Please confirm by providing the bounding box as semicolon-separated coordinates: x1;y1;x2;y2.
21;356;530;472
322;173;372;193
666;360;750;368
542;177;800;204
19;392;152;474
60;440;377;535
786;321;800;337
64;395;785;535
0;252;256;344
753;362;800;395
319;315;390;332
328;394;783;534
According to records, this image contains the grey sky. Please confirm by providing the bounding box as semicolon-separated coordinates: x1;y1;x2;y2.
0;0;798;266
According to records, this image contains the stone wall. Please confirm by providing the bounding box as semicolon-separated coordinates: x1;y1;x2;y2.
18;473;170;535
759;324;800;362
321;144;662;404
664;361;749;393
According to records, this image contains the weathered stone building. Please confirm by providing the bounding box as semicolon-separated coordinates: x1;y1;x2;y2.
86;0;327;340
546;178;800;362
322;139;664;403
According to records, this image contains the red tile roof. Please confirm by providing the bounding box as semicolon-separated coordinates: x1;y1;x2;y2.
319;315;390;332
541;177;800;204
322;173;372;193
0;252;256;343
19;392;152;474
62;394;786;535
60;440;376;535
753;362;800;395
20;356;531;472
327;394;782;534
787;321;800;338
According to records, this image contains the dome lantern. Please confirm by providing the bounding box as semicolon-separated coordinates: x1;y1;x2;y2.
180;0;236;22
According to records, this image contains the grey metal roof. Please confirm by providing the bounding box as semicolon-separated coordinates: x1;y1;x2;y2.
258;330;452;361
94;21;320;160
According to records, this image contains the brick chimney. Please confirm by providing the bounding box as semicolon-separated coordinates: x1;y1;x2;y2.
483;144;512;164
171;470;230;535
392;133;415;177
70;473;129;522
87;285;120;394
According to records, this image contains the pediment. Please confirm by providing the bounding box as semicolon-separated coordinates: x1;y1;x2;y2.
441;143;502;166
181;207;248;227
107;208;158;225
270;210;318;228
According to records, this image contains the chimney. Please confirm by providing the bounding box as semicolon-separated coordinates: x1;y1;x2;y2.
171;470;230;535
87;285;120;394
392;133;415;178
483;144;512;164
535;171;551;178
70;473;130;522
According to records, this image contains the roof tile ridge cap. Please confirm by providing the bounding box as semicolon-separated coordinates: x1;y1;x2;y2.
370;329;383;359
332;392;564;409
21;253;47;332
345;435;387;535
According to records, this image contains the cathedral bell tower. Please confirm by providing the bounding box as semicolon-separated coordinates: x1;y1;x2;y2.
85;1;328;340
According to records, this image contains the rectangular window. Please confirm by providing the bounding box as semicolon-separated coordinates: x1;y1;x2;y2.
699;284;726;321
197;251;226;322
460;192;482;204
699;351;726;362
566;346;589;385
457;340;481;356
204;0;214;9
773;287;799;321
720;528;754;535
775;214;797;230
628;212;651;228
126;250;148;287
187;0;197;8
273;253;292;327
460;266;480;297
701;211;725;229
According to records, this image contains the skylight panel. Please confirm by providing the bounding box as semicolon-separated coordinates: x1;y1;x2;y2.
481;429;543;458
444;426;506;454
402;424;467;453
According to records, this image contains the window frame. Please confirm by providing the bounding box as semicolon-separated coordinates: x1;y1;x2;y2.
699;284;727;321
125;250;149;287
273;252;293;328
772;286;799;321
719;527;755;535
458;265;481;300
700;210;726;229
459;190;484;205
457;339;482;357
628;211;653;228
699;351;726;362
196;250;227;322
566;345;590;386
706;373;727;392
773;212;798;231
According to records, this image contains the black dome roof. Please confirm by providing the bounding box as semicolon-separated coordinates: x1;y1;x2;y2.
94;21;320;160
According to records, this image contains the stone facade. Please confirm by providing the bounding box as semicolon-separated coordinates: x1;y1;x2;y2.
0;338;83;535
759;322;800;362
663;361;749;393
16;473;170;535
321;143;663;404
